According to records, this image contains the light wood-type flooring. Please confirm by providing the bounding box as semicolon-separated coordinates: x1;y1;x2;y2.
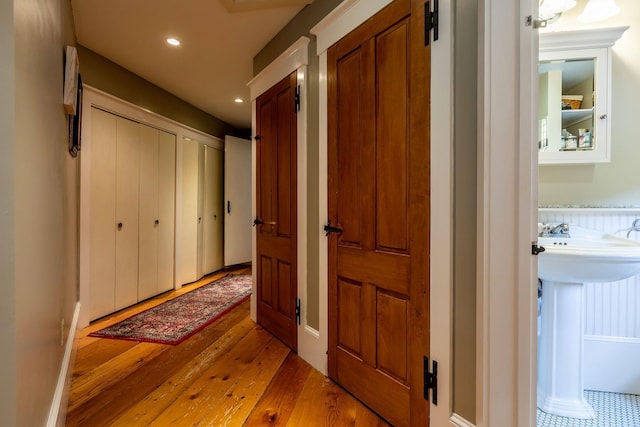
66;267;389;426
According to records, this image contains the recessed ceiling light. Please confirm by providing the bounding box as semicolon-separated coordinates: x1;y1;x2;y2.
234;98;244;103
166;38;181;46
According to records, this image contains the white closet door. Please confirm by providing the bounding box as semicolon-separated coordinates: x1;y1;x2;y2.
197;143;205;278
180;139;200;284
115;117;140;310
202;145;224;275
224;136;252;266
89;108;117;319
137;125;159;301
157;131;176;292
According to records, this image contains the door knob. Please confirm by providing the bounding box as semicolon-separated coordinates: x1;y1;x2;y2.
155;219;159;225
117;222;123;230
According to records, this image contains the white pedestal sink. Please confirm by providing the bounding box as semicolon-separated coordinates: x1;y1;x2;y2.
537;226;640;419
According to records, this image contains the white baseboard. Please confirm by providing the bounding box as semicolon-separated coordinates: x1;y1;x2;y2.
450;413;476;427
47;302;80;427
584;335;640;394
298;324;327;375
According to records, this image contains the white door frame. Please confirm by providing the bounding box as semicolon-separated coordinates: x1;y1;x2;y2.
476;0;537;425
247;36;314;367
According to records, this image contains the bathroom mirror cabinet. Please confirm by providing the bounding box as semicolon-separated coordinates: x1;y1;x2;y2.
538;26;628;165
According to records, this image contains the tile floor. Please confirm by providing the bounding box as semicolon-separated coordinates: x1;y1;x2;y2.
537;390;640;427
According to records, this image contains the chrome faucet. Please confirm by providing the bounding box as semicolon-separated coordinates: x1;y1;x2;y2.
540;222;570;237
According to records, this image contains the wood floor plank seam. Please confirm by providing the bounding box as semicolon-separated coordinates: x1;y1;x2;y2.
141;330;277;425
66;267;388;427
109;317;260;427
67;304;252;426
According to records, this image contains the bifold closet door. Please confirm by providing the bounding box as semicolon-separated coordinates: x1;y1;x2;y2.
138;126;176;300
89;108;117;319
138;125;160;300
202;145;224;276
180;139;200;284
197;144;205;278
114;117;140;310
157;131;176;293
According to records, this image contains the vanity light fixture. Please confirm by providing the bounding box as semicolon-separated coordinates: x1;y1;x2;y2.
539;0;576;21
539;0;621;24
578;0;620;23
166;37;181;46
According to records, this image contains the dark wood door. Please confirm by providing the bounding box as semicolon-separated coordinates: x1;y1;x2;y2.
327;1;430;426
256;72;298;351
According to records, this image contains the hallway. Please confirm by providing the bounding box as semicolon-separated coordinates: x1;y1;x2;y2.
66;268;388;426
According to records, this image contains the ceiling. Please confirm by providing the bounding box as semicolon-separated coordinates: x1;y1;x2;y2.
71;0;314;129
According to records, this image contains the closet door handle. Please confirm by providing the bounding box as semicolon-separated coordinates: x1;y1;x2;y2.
155;219;160;225
117;222;123;230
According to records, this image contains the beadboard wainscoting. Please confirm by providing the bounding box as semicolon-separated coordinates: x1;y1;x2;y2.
539;208;640;394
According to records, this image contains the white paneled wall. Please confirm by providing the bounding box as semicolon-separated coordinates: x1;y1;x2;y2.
539;208;640;393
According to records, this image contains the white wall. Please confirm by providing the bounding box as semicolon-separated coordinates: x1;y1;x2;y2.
539;0;640;205
8;0;79;425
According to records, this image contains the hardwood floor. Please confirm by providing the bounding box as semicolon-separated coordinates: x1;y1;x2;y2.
66;268;389;426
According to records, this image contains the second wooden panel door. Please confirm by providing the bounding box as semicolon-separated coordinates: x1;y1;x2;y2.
255;71;298;351
327;0;430;426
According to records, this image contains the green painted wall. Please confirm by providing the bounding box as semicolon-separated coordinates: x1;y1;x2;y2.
77;45;248;139
453;0;478;422
8;0;79;424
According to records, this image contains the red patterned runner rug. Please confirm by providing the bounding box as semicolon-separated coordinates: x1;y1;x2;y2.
89;274;252;345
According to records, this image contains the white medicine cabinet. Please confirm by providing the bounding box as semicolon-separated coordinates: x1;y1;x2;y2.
538;26;628;165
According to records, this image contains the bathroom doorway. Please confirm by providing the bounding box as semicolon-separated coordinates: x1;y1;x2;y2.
535;3;640;426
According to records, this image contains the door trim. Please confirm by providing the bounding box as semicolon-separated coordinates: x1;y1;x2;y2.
429;0;454;424
477;0;537;425
248;36;313;365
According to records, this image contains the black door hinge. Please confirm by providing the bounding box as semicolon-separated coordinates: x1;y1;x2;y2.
294;85;301;112
295;298;301;325
425;0;439;46
424;356;438;405
532;241;546;255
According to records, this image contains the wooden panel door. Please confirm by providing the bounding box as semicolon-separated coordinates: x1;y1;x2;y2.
115;116;140;310
138;124;160;301
89;107;117;319
327;1;430;426
202;145;224;275
256;72;298;351
157;131;175;293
